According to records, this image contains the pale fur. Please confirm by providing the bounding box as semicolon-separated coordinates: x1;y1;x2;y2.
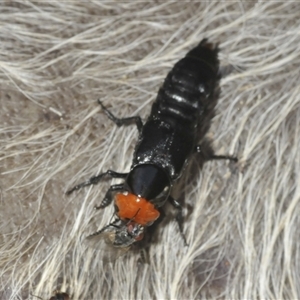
0;1;299;299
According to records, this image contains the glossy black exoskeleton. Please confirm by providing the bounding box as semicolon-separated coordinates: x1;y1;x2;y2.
67;39;237;250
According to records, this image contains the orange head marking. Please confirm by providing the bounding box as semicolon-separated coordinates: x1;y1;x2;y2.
115;193;160;226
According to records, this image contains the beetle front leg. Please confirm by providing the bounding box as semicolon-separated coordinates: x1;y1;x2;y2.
66;170;128;195
98;99;143;133
168;196;188;247
95;183;125;209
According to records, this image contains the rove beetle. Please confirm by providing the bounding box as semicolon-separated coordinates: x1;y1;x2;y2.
67;39;237;250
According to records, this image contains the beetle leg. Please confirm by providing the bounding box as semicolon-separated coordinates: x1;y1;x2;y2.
95;183;125;209
208;154;237;162
98;99;143;133
168;196;188;247
66;170;128;195
136;208;166;261
195;143;238;163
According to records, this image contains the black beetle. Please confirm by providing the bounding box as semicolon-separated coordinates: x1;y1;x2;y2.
67;39;237;249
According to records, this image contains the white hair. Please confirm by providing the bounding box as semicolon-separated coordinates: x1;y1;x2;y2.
1;1;299;299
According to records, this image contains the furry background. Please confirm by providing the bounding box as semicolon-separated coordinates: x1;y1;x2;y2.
1;1;299;299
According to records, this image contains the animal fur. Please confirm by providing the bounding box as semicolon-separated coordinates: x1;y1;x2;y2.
0;1;299;299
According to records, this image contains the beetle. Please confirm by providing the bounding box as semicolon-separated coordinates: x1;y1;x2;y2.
67;39;237;250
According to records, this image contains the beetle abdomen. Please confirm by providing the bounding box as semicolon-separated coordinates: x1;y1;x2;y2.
132;40;220;179
154;39;219;123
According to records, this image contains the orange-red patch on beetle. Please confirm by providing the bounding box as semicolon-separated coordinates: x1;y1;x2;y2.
115;193;160;226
